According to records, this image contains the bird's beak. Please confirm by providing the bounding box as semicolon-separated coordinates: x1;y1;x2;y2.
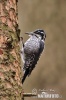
25;32;34;35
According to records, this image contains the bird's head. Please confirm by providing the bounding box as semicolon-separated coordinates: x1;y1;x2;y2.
25;29;46;40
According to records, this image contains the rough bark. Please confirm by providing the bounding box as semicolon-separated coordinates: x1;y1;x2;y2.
0;0;22;100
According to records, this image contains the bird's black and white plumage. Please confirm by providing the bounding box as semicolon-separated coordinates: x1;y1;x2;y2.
21;29;46;84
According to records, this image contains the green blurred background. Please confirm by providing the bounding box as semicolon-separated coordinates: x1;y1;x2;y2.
18;0;66;100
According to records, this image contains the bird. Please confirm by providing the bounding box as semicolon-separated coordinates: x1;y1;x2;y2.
21;29;46;84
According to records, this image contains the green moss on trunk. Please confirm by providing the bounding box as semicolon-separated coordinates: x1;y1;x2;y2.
0;0;22;100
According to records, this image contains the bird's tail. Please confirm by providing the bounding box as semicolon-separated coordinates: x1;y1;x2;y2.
22;68;29;84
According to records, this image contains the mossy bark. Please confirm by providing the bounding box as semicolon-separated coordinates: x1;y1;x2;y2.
0;0;22;100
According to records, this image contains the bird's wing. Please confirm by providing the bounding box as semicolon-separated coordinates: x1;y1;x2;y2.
23;40;44;75
22;39;44;84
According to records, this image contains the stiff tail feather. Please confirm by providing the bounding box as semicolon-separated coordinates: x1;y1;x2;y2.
22;68;29;84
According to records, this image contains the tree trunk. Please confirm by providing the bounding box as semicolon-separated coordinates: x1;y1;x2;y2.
0;0;22;100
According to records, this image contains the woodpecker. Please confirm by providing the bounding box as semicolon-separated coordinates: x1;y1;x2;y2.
21;29;46;84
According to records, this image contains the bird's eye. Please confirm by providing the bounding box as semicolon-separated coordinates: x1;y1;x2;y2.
41;32;43;33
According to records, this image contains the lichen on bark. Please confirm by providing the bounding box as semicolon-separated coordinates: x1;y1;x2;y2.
0;0;22;100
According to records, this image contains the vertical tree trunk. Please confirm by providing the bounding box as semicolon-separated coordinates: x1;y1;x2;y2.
0;0;22;100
